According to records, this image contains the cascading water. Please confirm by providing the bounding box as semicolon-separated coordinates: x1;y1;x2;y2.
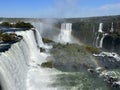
32;22;52;49
58;23;72;44
34;29;44;48
98;22;114;48
98;23;103;33
99;33;108;48
16;30;57;90
96;34;100;48
0;29;53;90
0;21;119;90
110;22;114;33
0;36;30;90
95;23;103;48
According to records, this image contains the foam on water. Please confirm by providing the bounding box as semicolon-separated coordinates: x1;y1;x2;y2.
16;30;59;90
0;37;30;90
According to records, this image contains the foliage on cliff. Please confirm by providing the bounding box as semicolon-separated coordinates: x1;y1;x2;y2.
71;15;120;45
0;31;20;43
84;45;99;54
50;43;97;71
0;21;33;29
41;61;53;68
42;38;54;43
15;22;33;28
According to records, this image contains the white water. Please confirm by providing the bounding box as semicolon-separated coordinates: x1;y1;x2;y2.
0;36;30;90
110;22;114;33
34;29;44;48
0;28;117;90
93;52;120;61
32;22;43;35
96;23;104;48
57;23;72;44
99;33;108;48
32;22;53;49
98;23;103;33
0;30;56;90
16;30;59;90
96;34;100;47
0;21;3;24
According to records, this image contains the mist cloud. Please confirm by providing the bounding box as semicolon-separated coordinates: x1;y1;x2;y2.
39;0;79;18
38;1;120;18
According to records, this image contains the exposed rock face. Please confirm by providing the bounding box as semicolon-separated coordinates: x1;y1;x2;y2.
103;33;120;53
93;52;120;89
41;61;53;68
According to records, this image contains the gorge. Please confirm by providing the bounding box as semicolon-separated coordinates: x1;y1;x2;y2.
0;15;120;90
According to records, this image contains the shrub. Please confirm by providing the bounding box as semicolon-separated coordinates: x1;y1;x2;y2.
42;38;54;43
84;45;99;54
1;22;12;27
15;22;33;28
41;61;53;68
0;21;33;29
1;33;17;42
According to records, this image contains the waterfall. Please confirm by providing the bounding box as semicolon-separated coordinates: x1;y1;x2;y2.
95;34;100;48
110;22;114;33
0;21;3;24
34;29;44;48
16;30;56;90
98;23;103;33
0;37;30;90
32;22;52;49
32;22;43;35
31;22;44;48
99;33;108;48
0;29;49;90
15;30;42;64
95;23;104;48
58;23;72;44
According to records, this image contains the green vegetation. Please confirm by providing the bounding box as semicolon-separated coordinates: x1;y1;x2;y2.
0;31;19;43
41;61;53;68
103;32;120;51
71;15;120;46
1;22;12;27
72;21;96;45
109;32;120;39
15;22;33;28
84;45;99;54
51;43;97;71
42;38;54;43
1;33;17;42
0;21;33;29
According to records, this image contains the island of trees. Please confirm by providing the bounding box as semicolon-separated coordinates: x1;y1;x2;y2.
0;21;33;29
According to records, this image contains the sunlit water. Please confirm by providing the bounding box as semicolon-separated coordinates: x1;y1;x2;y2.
0;24;119;90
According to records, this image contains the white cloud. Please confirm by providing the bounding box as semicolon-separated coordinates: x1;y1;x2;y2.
77;3;120;17
37;2;120;18
100;3;120;10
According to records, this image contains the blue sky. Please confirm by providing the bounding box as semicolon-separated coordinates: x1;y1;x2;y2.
0;0;120;18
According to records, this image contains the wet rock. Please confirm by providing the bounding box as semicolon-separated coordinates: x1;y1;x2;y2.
88;68;94;73
40;48;45;52
112;81;120;88
95;67;104;74
41;61;53;68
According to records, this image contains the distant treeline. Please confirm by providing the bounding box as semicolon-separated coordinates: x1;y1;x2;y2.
67;15;120;45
